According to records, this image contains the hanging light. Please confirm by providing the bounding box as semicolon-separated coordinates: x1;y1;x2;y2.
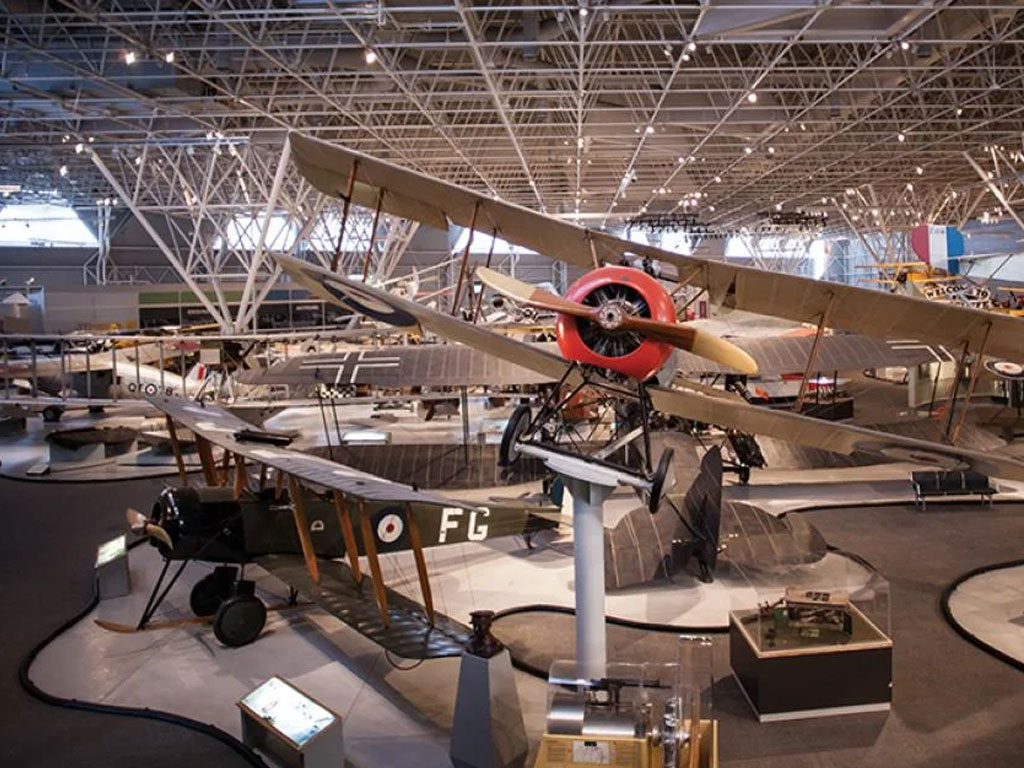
897;132;906;143
124;51;137;65
364;48;378;65
59;165;68;176
746;92;758;103
165;52;175;63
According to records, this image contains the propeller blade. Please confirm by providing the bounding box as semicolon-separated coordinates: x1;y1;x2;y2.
126;507;147;531
476;267;596;320
144;523;174;549
619;316;758;374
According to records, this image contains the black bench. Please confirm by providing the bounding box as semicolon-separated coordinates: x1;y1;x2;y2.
911;470;997;510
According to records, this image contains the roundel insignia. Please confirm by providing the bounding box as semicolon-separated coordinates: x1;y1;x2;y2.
376;512;404;543
319;273;419;328
986;360;1024;379
143;382;158;396
371;505;409;550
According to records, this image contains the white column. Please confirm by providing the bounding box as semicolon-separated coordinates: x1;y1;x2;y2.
562;476;614;680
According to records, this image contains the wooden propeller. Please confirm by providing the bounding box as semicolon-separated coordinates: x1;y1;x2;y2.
477;267;758;374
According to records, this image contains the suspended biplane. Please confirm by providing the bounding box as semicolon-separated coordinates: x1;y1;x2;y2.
270;133;1024;488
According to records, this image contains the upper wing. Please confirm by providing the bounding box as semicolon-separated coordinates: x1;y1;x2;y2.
289;132;1024;361
274;254;574;384
147;394;474;508
648;384;1024;482
237;344;558;388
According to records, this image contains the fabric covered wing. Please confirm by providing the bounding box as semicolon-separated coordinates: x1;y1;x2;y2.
274;254;574;384
147;395;473;508
289;132;1024;361
648;385;1024;482
238;344;558;388
672;333;950;376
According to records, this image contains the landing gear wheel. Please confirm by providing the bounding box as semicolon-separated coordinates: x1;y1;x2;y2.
189;567;236;617
42;406;63;423
648;448;674;514
738;465;751;485
213;594;266;647
499;405;532;467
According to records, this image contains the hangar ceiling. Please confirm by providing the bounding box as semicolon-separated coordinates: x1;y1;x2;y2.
0;1;1023;278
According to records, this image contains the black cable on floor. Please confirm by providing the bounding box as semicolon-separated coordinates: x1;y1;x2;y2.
17;543;269;768
940;559;1024;674
490;604;728;680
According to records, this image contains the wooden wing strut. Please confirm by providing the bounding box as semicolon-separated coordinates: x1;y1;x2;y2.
164;416;188;486
194;434;219;487
405;502;435;625
286;475;320;585
358;500;390;627
332;491;362;584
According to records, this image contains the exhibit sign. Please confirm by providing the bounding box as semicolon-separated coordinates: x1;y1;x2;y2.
238;676;343;768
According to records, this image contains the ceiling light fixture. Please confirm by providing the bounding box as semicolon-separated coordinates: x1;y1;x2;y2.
125;51;137;64
746;92;757;103
364;48;377;65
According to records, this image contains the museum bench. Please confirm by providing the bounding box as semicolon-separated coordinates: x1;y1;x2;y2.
911;470;997;510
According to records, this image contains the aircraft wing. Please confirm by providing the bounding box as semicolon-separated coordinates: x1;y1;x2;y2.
274;254;1024;481
274;254;575;384
0;342;168;379
672;333;949;376
289;132;1024;361
147;394;475;508
237;344;558;388
242;332;943;387
648;384;1024;482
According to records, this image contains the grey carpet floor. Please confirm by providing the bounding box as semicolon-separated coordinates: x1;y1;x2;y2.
0;476;255;768
493;502;1024;768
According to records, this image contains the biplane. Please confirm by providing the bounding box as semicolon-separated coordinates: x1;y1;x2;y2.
121;395;567;650
269;133;1024;488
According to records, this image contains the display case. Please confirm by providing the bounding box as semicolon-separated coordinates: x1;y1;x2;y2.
728;557;892;721
533;638;718;768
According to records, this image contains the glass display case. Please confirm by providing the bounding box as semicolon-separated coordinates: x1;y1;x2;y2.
535;639;718;768
729;549;891;653
727;554;893;721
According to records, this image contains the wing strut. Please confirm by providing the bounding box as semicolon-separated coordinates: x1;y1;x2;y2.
332;491;363;584
357;499;390;627
164;416;188;486
286;475;320;584
951;320;993;445
194;435;219;487
232;453;247;500
405;502;435;625
794;292;835;412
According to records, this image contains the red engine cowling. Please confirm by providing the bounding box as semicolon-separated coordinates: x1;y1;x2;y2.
555;265;676;381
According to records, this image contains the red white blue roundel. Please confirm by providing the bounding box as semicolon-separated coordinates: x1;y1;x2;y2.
910;224;965;275
375;510;405;544
985;359;1024;380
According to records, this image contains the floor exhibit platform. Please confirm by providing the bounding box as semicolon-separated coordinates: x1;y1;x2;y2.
9;469;1024;768
0;405;201;481
943;560;1024;671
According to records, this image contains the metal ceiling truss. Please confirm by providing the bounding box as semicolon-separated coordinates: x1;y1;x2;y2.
0;1;1023;288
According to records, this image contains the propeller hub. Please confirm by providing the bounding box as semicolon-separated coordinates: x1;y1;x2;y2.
596;302;626;330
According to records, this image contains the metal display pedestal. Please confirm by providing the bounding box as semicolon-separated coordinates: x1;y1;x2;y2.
95;535;130;599
451;648;529;768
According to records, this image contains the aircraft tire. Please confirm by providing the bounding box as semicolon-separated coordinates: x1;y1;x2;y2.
213;595;266;648
499;405;532;467
42;406;63;423
189;570;235;617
